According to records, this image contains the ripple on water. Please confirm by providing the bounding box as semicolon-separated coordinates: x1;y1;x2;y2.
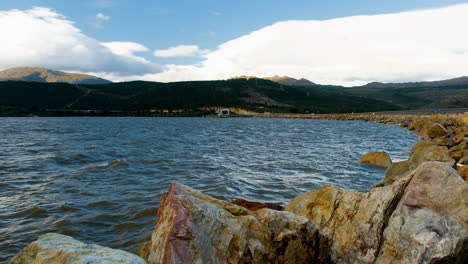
0;117;419;263
15;206;48;218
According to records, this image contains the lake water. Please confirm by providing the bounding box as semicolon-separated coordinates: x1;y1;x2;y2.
0;117;418;262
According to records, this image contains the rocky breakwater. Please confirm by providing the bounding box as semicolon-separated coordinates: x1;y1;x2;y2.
9;113;468;263
137;113;467;263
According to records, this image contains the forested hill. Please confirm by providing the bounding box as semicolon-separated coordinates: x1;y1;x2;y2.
0;77;467;116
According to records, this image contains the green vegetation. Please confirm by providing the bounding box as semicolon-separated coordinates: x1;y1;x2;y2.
0;77;466;116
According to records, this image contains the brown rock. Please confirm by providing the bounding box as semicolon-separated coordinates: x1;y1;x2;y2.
423;123;449;139
448;142;468;162
408;144;455;168
231;198;284;211
358;151;392;168
384;160;411;185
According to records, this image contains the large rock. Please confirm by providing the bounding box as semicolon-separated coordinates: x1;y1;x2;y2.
422;123;448;139
408;144;455;169
448;141;467;162
385;140;456;184
285;174;412;264
376;162;468;263
384;160;411;185
145;183;330;264
358;151;392;168
9;233;146;264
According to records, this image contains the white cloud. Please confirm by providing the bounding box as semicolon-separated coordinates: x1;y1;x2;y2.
0;7;159;75
146;4;468;85
211;11;222;16
154;45;210;58
91;12;110;28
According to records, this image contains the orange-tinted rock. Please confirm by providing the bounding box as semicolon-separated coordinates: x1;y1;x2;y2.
358;151;392;168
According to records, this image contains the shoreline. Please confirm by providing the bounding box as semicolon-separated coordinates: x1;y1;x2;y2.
8;112;468;264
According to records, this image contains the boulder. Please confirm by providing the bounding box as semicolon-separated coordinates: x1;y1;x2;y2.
410;140;435;153
145;183;329;264
285;174;412;264
448;142;467;162
384;160;411;185
408;144;455;169
231;198;284;211
422;123;449;139
358;151;392;168
8;233;146;264
376;162;468;264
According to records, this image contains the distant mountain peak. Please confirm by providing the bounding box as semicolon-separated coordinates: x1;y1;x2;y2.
263;76;316;86
230;75;316;86
0;67;111;85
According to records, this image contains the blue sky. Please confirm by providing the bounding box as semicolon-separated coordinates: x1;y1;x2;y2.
0;0;468;85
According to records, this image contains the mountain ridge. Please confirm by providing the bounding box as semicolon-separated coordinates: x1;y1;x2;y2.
0;67;111;85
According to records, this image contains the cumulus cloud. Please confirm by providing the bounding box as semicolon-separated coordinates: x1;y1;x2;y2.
147;4;468;85
0;7;159;75
154;45;210;58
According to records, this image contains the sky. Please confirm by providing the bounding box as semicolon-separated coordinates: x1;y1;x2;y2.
0;0;468;86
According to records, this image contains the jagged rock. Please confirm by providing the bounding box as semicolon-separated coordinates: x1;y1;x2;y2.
422;123;449;139
145;183;329;264
376;162;468;263
408;144;455;168
8;233;146;264
285;174;412;264
358;151;392;168
448;142;467;162
385;143;455;184
231;198;284;211
384;160;411;184
410;140;435;153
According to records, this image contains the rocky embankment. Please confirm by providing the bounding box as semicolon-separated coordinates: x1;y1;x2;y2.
9;113;468;263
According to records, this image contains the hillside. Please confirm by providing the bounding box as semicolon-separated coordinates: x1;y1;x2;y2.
363;76;468;88
0;78;400;116
0;67;111;84
1;73;468;116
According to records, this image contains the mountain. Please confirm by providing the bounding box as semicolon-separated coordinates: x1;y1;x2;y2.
231;75;316;86
264;76;316;86
363;76;468;88
0;67;111;85
0;78;400;116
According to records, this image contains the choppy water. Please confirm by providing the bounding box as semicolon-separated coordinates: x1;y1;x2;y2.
0;117;417;262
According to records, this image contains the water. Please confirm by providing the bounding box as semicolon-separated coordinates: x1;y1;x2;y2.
0;117;417;262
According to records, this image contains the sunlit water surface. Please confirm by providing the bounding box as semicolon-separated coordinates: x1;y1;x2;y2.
0;117;418;261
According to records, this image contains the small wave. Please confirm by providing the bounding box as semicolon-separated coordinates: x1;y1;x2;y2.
0;165;9;170
16;206;48;217
131;207;158;219
82;160;129;170
0;182;8;187
59;205;80;212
